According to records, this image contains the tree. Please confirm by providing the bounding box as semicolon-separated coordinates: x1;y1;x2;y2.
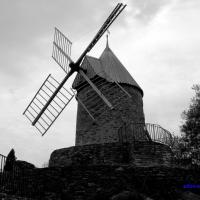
181;84;200;166
4;149;16;171
181;85;200;146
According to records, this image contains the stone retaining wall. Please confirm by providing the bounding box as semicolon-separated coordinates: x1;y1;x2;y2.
49;141;172;167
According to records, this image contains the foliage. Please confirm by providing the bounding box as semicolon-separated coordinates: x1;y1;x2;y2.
180;84;200;167
171;135;191;166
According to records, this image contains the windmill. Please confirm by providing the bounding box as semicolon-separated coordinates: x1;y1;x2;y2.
23;3;129;136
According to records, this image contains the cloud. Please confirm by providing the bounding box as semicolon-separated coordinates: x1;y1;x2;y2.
0;0;200;166
123;0;172;25
133;0;170;22
0;0;116;87
102;0;200;135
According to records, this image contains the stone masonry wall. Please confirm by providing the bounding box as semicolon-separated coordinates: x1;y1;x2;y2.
3;165;200;200
75;80;145;146
49;141;172;167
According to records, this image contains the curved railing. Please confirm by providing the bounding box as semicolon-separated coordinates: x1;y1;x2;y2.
145;123;173;146
118;123;173;147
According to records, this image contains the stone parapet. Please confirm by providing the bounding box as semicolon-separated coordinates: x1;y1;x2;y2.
49;141;172;167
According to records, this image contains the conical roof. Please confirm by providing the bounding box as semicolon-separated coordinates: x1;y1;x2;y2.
99;44;143;93
72;44;143;96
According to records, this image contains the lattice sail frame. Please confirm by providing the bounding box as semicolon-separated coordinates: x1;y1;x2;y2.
72;69;132;121
23;74;74;135
52;27;72;74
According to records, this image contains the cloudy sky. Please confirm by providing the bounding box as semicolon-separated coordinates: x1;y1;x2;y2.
0;0;199;166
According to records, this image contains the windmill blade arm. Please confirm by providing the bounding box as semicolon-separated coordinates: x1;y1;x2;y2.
52;27;73;74
32;70;73;125
23;74;74;135
76;3;126;65
79;69;113;109
106;4;127;30
23;73;74;136
23;74;51;115
71;88;95;121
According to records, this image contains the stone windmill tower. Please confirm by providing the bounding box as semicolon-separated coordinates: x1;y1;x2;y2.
72;38;146;146
48;40;151;167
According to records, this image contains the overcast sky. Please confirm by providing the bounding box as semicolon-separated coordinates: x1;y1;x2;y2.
0;0;200;167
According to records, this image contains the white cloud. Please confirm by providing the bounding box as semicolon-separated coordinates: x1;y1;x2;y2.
0;0;200;166
113;0;200;134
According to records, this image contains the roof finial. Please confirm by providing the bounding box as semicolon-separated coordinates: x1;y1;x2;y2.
106;30;110;48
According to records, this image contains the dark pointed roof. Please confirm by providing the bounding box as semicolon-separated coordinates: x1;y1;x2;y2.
72;45;143;96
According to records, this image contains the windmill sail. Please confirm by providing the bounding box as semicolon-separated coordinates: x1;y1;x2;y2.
74;71;131;121
23;3;126;135
52;28;72;74
23;74;74;135
76;3;126;65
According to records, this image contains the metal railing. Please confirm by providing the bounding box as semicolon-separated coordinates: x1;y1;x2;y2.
118;123;151;143
0;154;43;197
118;123;173;147
0;154;6;173
146;123;173;146
0;154;6;188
